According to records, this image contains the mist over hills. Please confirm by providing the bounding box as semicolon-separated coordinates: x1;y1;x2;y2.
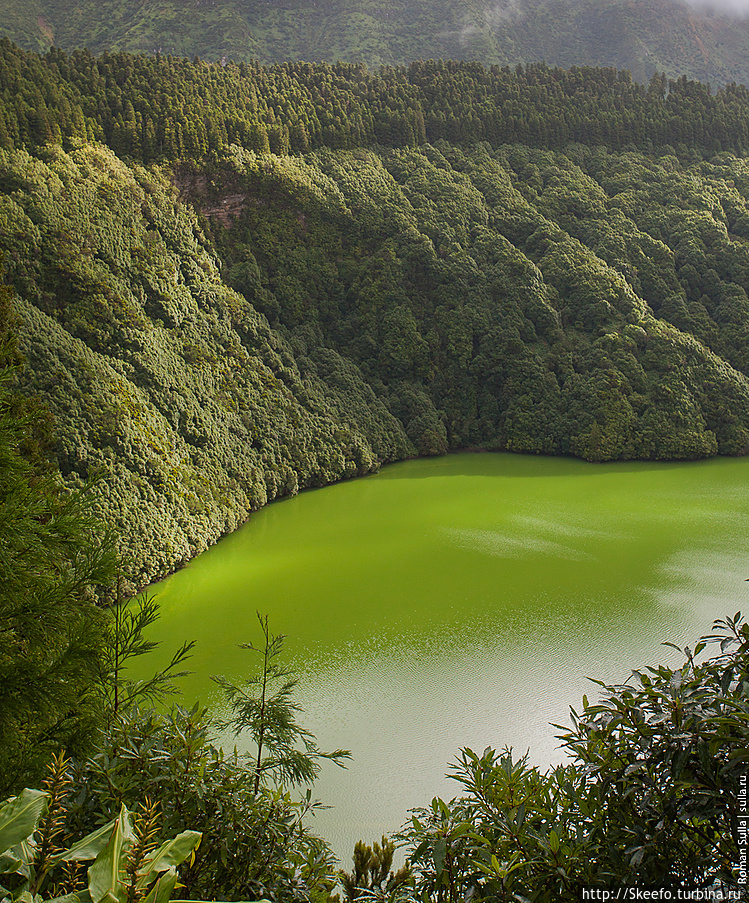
5;0;749;86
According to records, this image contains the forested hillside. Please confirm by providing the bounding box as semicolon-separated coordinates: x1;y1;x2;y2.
2;29;748;894
0;142;408;589
196;141;749;464
4;0;749;87
4;43;749;162
3;43;749;586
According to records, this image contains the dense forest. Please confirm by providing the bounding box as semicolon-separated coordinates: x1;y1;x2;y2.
4;42;749;161
3;42;749;585
1;36;749;894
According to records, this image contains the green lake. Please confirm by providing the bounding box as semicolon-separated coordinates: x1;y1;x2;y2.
146;452;749;862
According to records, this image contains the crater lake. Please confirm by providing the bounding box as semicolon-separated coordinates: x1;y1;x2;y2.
142;452;749;861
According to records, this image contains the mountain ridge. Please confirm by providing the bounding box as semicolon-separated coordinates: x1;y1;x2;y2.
4;0;749;86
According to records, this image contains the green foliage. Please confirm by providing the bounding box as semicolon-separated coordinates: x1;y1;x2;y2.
4;0;749;87
0;360;116;796
19;598;340;903
100;594;194;719
339;837;412;903
402;614;749;898
206;141;749;466
0;142;403;590
0;614;336;903
3;42;749;166
62;703;339;903
213;613;351;793
0;761;206;903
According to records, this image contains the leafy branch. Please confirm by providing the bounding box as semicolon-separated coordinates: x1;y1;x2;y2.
213;612;350;793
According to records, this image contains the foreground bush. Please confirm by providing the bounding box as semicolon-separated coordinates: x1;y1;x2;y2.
58;606;343;903
3;611;748;902
59;704;336;903
402;614;748;899
0;764;203;903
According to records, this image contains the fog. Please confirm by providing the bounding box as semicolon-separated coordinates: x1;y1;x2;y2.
445;0;749;52
470;0;749;21
481;0;524;26
685;0;749;16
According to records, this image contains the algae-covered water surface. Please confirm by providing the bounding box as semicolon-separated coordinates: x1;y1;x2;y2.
145;452;749;860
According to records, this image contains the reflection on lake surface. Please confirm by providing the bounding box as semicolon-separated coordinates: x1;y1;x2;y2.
146;452;749;862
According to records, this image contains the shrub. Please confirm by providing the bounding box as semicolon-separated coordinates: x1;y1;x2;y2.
402;614;749;899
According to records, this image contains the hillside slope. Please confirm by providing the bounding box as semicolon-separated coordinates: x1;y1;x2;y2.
0;143;408;588
3;0;749;85
4;139;749;586
3;49;749;585
191;142;749;464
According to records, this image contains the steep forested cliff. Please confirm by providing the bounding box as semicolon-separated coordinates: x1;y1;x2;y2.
196;142;749;464
2;44;749;586
0;143;408;589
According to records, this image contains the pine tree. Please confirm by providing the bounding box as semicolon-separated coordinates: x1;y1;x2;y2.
213;613;350;793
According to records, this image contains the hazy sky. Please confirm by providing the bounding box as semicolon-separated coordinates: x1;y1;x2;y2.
483;0;749;18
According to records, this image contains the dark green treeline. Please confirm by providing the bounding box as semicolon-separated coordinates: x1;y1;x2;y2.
2;41;749;162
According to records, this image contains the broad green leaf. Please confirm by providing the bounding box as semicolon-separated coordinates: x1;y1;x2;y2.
449;822;470;838
87;806;134;903
53;821;117;866
549;829;560;854
47;893;92;903
137;833;202;889
141;871;177;903
0;791;48;854
474;861;498;877
433;838;446;875
0;851;21;875
1;835;37;882
15;838;36;873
